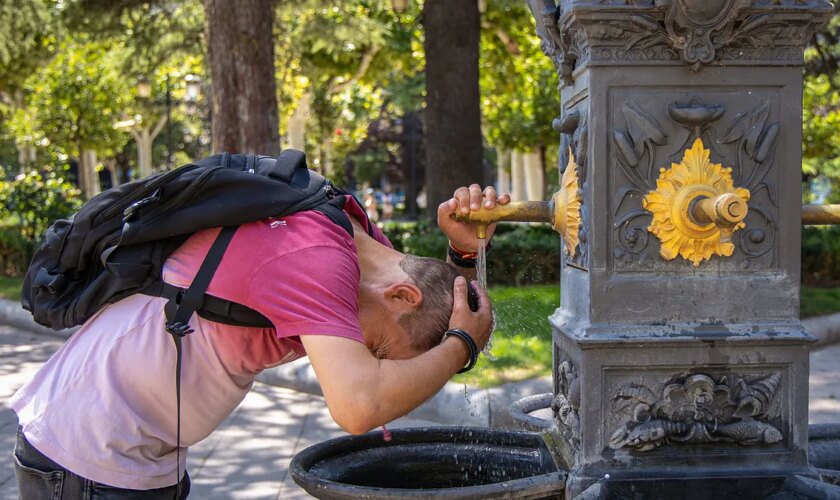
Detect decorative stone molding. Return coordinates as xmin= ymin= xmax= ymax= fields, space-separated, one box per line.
xmin=609 ymin=372 xmax=783 ymax=452
xmin=530 ymin=0 xmax=832 ymax=84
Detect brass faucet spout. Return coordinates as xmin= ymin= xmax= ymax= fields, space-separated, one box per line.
xmin=802 ymin=205 xmax=840 ymax=225
xmin=689 ymin=193 xmax=748 ymax=228
xmin=453 ymin=201 xmax=554 ymax=227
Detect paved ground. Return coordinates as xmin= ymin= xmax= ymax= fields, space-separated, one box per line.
xmin=1 ymin=325 xmax=839 ymax=499
xmin=0 ymin=326 xmax=443 ymax=499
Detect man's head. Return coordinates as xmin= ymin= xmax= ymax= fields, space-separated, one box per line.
xmin=397 ymin=255 xmax=461 ymax=352
xmin=359 ymin=254 xmax=460 ymax=360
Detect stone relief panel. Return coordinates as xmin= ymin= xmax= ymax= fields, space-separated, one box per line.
xmin=556 ymin=103 xmax=590 ymax=269
xmin=552 ymin=344 xmax=581 ymax=465
xmin=610 ymin=89 xmax=780 ymax=273
xmin=605 ymin=369 xmax=786 ymax=454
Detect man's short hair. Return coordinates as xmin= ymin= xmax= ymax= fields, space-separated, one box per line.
xmin=398 ymin=254 xmax=461 ymax=352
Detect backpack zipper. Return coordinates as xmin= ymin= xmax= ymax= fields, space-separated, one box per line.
xmin=277 ymin=182 xmax=333 ymax=217
xmin=140 ymin=166 xmax=223 ymax=225
xmin=101 ymin=164 xmax=202 ymax=220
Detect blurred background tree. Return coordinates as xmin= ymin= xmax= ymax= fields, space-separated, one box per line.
xmin=0 ymin=0 xmax=836 ymax=225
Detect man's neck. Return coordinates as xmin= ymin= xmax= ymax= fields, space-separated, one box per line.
xmin=351 ymin=218 xmax=405 ymax=290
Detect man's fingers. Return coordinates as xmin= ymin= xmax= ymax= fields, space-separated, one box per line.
xmin=468 ymin=184 xmax=483 ymax=211
xmin=473 ymin=282 xmax=492 ymax=315
xmin=451 ymin=276 xmax=468 ymax=310
xmin=483 ymin=186 xmax=498 ymax=208
xmin=454 ymin=187 xmax=471 ymax=215
xmin=449 ymin=185 xmax=509 ymax=215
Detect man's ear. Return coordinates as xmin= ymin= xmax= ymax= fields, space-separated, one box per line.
xmin=384 ymin=282 xmax=423 ymax=311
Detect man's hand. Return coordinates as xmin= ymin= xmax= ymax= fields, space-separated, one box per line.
xmin=447 ymin=276 xmax=493 ymax=356
xmin=437 ymin=184 xmax=511 ymax=253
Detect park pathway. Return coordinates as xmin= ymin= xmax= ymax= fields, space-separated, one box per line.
xmin=0 ymin=325 xmax=838 ymax=499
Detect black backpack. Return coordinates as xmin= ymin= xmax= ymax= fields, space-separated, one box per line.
xmin=22 ymin=150 xmax=355 ymax=334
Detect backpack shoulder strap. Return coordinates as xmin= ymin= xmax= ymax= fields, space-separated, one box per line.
xmin=313 ymin=195 xmax=354 ymax=236
xmin=164 ymin=224 xmax=238 ymax=499
xmin=162 ymin=225 xmax=239 ymax=336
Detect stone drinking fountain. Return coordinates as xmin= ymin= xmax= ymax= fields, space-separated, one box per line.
xmin=290 ymin=1 xmax=840 ymax=498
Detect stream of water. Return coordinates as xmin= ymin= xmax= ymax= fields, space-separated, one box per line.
xmin=476 ymin=237 xmax=487 ymax=291
xmin=475 ymin=237 xmax=495 ymax=359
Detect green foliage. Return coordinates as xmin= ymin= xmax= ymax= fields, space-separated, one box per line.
xmin=802 ymin=225 xmax=840 ymax=286
xmin=454 ymin=284 xmax=557 ymax=388
xmin=0 ymin=167 xmax=82 ymax=242
xmin=488 ymin=224 xmax=561 ymax=286
xmin=0 ymin=274 xmax=24 ymax=301
xmin=480 ymin=0 xmax=560 ymax=152
xmin=801 ymin=10 xmax=840 ymax=201
xmin=379 ymin=221 xmax=449 ymax=258
xmin=22 ymin=39 xmax=130 ymax=160
xmin=381 ymin=221 xmax=561 ymax=286
xmin=801 ymin=286 xmax=840 ymax=319
xmin=63 ymin=0 xmax=205 ymax=78
xmin=0 ymin=0 xmax=57 ymax=96
xmin=0 ymin=228 xmax=33 ymax=279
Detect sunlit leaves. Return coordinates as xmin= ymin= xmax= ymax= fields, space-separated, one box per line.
xmin=25 ymin=38 xmax=130 ymax=158
xmin=479 ymin=0 xmax=559 ymax=152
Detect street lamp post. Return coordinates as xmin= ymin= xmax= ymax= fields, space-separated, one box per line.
xmin=124 ymin=78 xmax=168 ymax=178
xmin=117 ymin=75 xmax=207 ymax=179
xmin=184 ymin=74 xmax=211 ymax=157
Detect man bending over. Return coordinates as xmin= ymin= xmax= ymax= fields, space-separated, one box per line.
xmin=11 ymin=183 xmax=509 ymax=499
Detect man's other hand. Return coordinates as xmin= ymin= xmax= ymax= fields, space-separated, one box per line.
xmin=448 ymin=276 xmax=493 ymax=353
xmin=437 ymin=184 xmax=511 ymax=253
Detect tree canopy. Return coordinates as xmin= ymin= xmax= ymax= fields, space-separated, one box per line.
xmin=0 ymin=0 xmax=836 ymax=213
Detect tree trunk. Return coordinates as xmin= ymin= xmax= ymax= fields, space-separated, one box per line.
xmin=287 ymin=93 xmax=310 ymax=151
xmin=78 ymin=148 xmax=99 ymax=199
xmin=423 ymin=0 xmax=483 ymax=220
xmin=204 ymin=0 xmax=280 ymax=155
xmin=523 ymin=150 xmax=543 ymax=201
xmin=496 ymin=148 xmax=511 ymax=194
xmin=511 ymin=150 xmax=527 ymax=202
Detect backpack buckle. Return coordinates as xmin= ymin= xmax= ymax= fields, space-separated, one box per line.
xmin=165 ymin=321 xmax=194 ymax=337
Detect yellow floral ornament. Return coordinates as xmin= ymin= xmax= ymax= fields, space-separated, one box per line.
xmin=554 ymin=149 xmax=582 ymax=258
xmin=642 ymin=138 xmax=750 ymax=267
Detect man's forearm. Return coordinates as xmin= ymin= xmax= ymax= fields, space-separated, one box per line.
xmin=303 ymin=335 xmax=471 ymax=435
xmin=367 ymin=337 xmax=470 ymax=426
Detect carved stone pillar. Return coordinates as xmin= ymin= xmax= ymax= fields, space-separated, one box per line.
xmin=527 ymin=0 xmax=832 ymax=497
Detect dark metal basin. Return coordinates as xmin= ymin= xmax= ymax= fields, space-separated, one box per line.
xmin=290 ymin=426 xmax=565 ymax=499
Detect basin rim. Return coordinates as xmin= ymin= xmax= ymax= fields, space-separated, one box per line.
xmin=289 ymin=425 xmax=566 ymax=499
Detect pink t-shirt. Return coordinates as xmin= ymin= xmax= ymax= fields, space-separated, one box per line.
xmin=10 ymin=197 xmax=390 ymax=490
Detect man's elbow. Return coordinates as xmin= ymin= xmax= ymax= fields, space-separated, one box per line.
xmin=328 ymin=398 xmax=381 ymax=435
